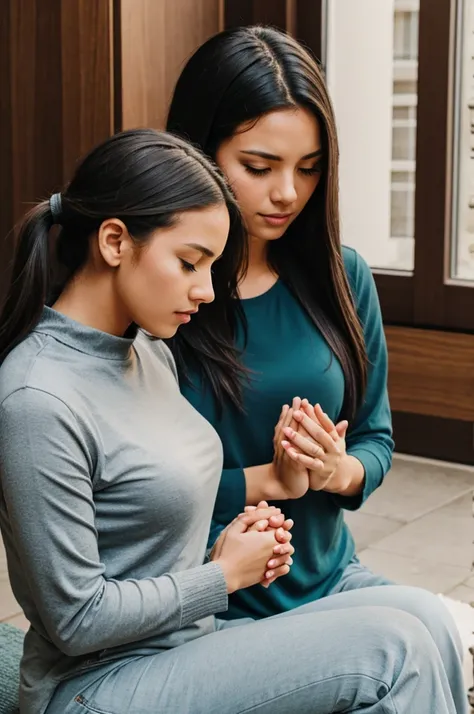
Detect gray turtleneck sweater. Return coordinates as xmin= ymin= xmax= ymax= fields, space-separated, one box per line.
xmin=0 ymin=308 xmax=228 ymax=714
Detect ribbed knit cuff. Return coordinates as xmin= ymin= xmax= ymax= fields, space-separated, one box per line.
xmin=171 ymin=562 xmax=228 ymax=628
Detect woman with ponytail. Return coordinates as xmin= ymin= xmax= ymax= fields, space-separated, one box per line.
xmin=0 ymin=129 xmax=464 ymax=714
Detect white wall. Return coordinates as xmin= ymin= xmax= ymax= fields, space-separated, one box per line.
xmin=325 ymin=0 xmax=396 ymax=268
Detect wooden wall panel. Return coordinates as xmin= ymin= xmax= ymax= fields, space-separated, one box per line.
xmin=0 ymin=0 xmax=13 ymax=307
xmin=223 ymin=0 xmax=323 ymax=62
xmin=0 ymin=0 xmax=114 ymax=308
xmin=1 ymin=0 xmax=64 ymax=308
xmin=224 ymin=0 xmax=288 ymax=29
xmin=118 ymin=0 xmax=221 ymax=130
xmin=392 ymin=412 xmax=473 ymax=465
xmin=61 ymin=0 xmax=114 ymax=178
xmin=117 ymin=0 xmax=166 ymax=131
xmin=386 ymin=326 xmax=474 ymax=422
xmin=8 ymin=0 xmax=63 ymax=237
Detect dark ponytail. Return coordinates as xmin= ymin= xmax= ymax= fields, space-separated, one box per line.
xmin=0 ymin=130 xmax=248 ymax=403
xmin=0 ymin=201 xmax=55 ymax=363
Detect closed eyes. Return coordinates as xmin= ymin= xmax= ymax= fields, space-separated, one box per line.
xmin=243 ymin=164 xmax=323 ymax=177
xmin=180 ymin=259 xmax=197 ymax=273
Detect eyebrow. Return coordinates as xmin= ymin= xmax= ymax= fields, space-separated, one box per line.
xmin=239 ymin=148 xmax=323 ymax=162
xmin=184 ymin=243 xmax=215 ymax=258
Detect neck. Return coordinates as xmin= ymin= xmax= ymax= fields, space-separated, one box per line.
xmin=238 ymin=234 xmax=278 ymax=299
xmin=247 ymin=234 xmax=269 ymax=271
xmin=53 ymin=268 xmax=131 ymax=337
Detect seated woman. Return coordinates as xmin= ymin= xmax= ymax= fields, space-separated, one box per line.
xmin=0 ymin=128 xmax=462 ymax=714
xmin=166 ymin=26 xmax=468 ymax=713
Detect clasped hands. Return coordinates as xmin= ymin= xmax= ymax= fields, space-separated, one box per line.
xmin=211 ymin=399 xmax=349 ymax=592
xmin=273 ymin=398 xmax=350 ymax=499
xmin=210 ymin=501 xmax=295 ymax=591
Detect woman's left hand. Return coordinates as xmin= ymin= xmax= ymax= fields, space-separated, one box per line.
xmin=281 ymin=403 xmax=350 ymax=493
xmin=241 ymin=502 xmax=294 ymax=588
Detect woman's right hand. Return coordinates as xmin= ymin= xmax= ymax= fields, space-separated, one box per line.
xmin=211 ymin=511 xmax=289 ymax=594
xmin=242 ymin=502 xmax=294 ymax=587
xmin=272 ymin=397 xmax=310 ymax=499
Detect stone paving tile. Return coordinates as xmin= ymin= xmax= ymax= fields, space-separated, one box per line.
xmin=370 ymin=495 xmax=473 ymax=569
xmin=344 ymin=511 xmax=402 ymax=551
xmin=361 ymin=456 xmax=474 ymax=523
xmin=358 ymin=547 xmax=472 ymax=593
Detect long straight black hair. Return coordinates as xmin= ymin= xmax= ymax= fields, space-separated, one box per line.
xmin=0 ymin=129 xmax=248 ymax=404
xmin=166 ymin=25 xmax=368 ymax=421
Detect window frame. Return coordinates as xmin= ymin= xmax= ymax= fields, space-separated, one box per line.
xmin=377 ymin=0 xmax=474 ymax=332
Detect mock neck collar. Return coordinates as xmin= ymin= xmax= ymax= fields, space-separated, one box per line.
xmin=35 ymin=307 xmax=135 ymax=361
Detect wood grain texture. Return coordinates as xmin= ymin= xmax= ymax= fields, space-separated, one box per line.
xmin=0 ymin=0 xmax=114 ymax=309
xmin=1 ymin=0 xmax=64 ymax=307
xmin=61 ymin=0 xmax=114 ymax=178
xmin=376 ymin=273 xmax=414 ymax=325
xmin=223 ymin=0 xmax=323 ymax=62
xmin=386 ymin=326 xmax=474 ymax=422
xmin=118 ymin=0 xmax=220 ymax=130
xmin=0 ymin=0 xmax=14 ymax=307
xmin=392 ymin=412 xmax=473 ymax=465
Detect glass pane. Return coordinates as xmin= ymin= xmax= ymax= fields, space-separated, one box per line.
xmin=385 ymin=0 xmax=419 ymax=272
xmin=325 ymin=1 xmax=418 ymax=271
xmin=451 ymin=0 xmax=474 ymax=280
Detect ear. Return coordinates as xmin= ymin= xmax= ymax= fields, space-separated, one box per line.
xmin=97 ymin=218 xmax=132 ymax=267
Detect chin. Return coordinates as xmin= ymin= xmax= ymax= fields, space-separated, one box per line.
xmin=138 ymin=321 xmax=178 ymax=339
xmin=156 ymin=324 xmax=179 ymax=339
xmin=256 ymin=229 xmax=286 ymax=242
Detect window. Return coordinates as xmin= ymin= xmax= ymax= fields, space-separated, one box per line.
xmin=390 ymin=4 xmax=418 ymax=270
xmin=451 ymin=0 xmax=474 ymax=281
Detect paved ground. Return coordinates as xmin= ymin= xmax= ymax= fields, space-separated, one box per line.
xmin=1 ymin=453 xmax=473 ymax=630
xmin=346 ymin=453 xmax=474 ymax=599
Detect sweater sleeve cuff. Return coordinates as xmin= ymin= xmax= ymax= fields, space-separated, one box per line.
xmin=213 ymin=467 xmax=247 ymax=524
xmin=171 ymin=562 xmax=228 ymax=627
xmin=332 ymin=448 xmax=385 ymax=511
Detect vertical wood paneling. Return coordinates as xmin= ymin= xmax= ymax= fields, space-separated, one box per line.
xmin=0 ymin=0 xmax=114 ymax=310
xmin=224 ymin=0 xmax=287 ymax=29
xmin=61 ymin=0 xmax=114 ymax=178
xmin=0 ymin=0 xmax=13 ymax=307
xmin=118 ymin=0 xmax=166 ymax=130
xmin=10 ymin=0 xmax=38 ymax=222
xmin=223 ymin=0 xmax=323 ymax=62
xmin=34 ymin=0 xmax=63 ymax=194
xmin=118 ymin=0 xmax=221 ymax=131
xmin=164 ymin=0 xmax=222 ymax=110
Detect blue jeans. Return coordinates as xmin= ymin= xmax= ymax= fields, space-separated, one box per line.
xmin=46 ymin=559 xmax=467 ymax=714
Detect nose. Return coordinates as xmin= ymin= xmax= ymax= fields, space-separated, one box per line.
xmin=189 ymin=269 xmax=215 ymax=305
xmin=270 ymin=172 xmax=298 ymax=205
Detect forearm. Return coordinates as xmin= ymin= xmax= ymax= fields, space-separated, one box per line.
xmin=42 ymin=563 xmax=228 ymax=656
xmin=244 ymin=463 xmax=290 ymax=504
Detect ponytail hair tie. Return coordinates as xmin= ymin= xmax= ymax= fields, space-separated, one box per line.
xmin=49 ymin=193 xmax=63 ymax=225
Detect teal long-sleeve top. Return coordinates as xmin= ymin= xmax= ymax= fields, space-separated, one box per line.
xmin=181 ymin=246 xmax=394 ymax=620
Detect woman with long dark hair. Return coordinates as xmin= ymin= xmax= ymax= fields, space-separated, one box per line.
xmin=0 ymin=128 xmax=463 ymax=713
xmin=166 ymin=26 xmax=467 ymax=712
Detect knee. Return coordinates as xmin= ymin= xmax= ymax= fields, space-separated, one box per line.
xmin=354 ymin=605 xmax=439 ymax=663
xmin=380 ymin=586 xmax=462 ymax=654
xmin=383 ymin=585 xmax=451 ymax=624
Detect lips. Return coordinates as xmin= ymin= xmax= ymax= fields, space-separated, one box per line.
xmin=259 ymin=213 xmax=294 ymax=226
xmin=262 ymin=213 xmax=292 ymax=218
